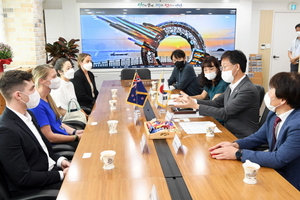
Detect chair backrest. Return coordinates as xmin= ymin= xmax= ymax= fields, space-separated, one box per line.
xmin=259 ymin=105 xmax=270 ymax=128
xmin=255 ymin=84 xmax=265 ymax=107
xmin=120 ymin=68 xmax=151 ymax=80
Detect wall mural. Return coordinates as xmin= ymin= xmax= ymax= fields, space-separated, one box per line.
xmin=80 ymin=8 xmax=236 ymax=69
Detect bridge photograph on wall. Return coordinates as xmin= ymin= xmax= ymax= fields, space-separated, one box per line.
xmin=80 ymin=8 xmax=236 ymax=69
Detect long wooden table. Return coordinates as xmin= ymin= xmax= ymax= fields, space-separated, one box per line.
xmin=57 ymin=80 xmax=300 ymax=200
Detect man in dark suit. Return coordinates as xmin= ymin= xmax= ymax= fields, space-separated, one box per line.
xmin=0 ymin=70 xmax=70 ymax=197
xmin=175 ymin=50 xmax=260 ymax=138
xmin=209 ymin=72 xmax=300 ymax=190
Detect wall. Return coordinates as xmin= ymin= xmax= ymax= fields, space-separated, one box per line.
xmin=2 ymin=0 xmax=46 ymax=68
xmin=44 ymin=0 xmax=255 ymax=87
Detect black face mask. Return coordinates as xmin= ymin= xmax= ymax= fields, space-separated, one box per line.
xmin=175 ymin=61 xmax=185 ymax=69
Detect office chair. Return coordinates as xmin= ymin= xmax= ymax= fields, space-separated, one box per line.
xmin=254 ymin=105 xmax=270 ymax=151
xmin=255 ymin=84 xmax=265 ymax=107
xmin=120 ymin=68 xmax=151 ymax=80
xmin=0 ymin=171 xmax=58 ymax=200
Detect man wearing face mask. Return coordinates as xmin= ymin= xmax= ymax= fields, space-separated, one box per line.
xmin=208 ymin=72 xmax=300 ymax=191
xmin=288 ymin=23 xmax=300 ymax=72
xmin=168 ymin=49 xmax=203 ymax=96
xmin=0 ymin=70 xmax=70 ymax=198
xmin=174 ymin=50 xmax=260 ymax=139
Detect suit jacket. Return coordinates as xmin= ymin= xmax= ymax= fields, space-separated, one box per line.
xmin=236 ymin=109 xmax=300 ymax=190
xmin=71 ymin=68 xmax=99 ymax=109
xmin=197 ymin=75 xmax=260 ymax=138
xmin=0 ymin=108 xmax=61 ymax=196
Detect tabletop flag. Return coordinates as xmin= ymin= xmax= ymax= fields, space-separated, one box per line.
xmin=126 ymin=72 xmax=148 ymax=107
xmin=156 ymin=71 xmax=171 ymax=107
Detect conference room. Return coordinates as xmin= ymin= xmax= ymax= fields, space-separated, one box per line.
xmin=1 ymin=0 xmax=300 ymax=199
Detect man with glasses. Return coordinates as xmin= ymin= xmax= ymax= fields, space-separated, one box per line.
xmin=174 ymin=50 xmax=260 ymax=138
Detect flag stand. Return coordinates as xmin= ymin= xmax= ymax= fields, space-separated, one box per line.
xmin=134 ymin=106 xmax=142 ymax=125
xmin=157 ymin=105 xmax=166 ymax=114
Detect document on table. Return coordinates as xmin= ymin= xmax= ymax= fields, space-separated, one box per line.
xmin=179 ymin=121 xmax=222 ymax=134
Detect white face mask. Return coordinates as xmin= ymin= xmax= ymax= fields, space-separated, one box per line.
xmin=297 ymin=31 xmax=300 ymax=38
xmin=82 ymin=62 xmax=93 ymax=71
xmin=19 ymin=90 xmax=41 ymax=109
xmin=205 ymin=71 xmax=217 ymax=80
xmin=49 ymin=77 xmax=61 ymax=90
xmin=263 ymin=92 xmax=282 ymax=112
xmin=63 ymin=68 xmax=75 ymax=80
xmin=221 ymin=70 xmax=234 ymax=83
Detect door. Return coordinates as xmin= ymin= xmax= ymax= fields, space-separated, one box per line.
xmin=270 ymin=12 xmax=300 ymax=78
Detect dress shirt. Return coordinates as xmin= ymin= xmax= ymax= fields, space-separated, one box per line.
xmin=7 ymin=106 xmax=65 ymax=180
xmin=229 ymin=75 xmax=246 ymax=95
xmin=276 ymin=109 xmax=294 ymax=139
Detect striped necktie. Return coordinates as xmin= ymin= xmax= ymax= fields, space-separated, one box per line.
xmin=272 ymin=116 xmax=281 ymax=150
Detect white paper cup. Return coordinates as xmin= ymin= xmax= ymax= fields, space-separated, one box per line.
xmin=109 ymin=100 xmax=117 ymax=110
xmin=242 ymin=160 xmax=260 ymax=184
xmin=205 ymin=122 xmax=216 ymax=137
xmin=100 ymin=150 xmax=116 ymax=170
xmin=111 ymin=89 xmax=118 ymax=98
xmin=150 ymin=91 xmax=157 ymax=100
xmin=107 ymin=120 xmax=118 ymax=134
xmin=151 ymin=81 xmax=157 ymax=90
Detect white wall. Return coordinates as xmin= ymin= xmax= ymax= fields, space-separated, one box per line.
xmin=44 ymin=0 xmax=291 ymax=87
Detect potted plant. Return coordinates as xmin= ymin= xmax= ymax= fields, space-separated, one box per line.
xmin=0 ymin=43 xmax=13 ymax=72
xmin=45 ymin=37 xmax=80 ymax=66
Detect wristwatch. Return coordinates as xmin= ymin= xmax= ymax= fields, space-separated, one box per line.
xmin=235 ymin=149 xmax=243 ymax=161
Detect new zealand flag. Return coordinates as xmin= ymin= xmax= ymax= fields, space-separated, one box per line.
xmin=126 ymin=72 xmax=148 ymax=107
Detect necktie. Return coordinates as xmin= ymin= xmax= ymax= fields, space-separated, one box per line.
xmin=272 ymin=116 xmax=281 ymax=150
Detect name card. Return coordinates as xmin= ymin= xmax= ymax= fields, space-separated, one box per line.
xmin=172 ymin=134 xmax=182 ymax=154
xmin=165 ymin=111 xmax=174 ymax=121
xmin=140 ymin=134 xmax=150 ymax=153
xmin=149 ymin=185 xmax=159 ymax=200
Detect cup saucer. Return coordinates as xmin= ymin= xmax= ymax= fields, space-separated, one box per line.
xmin=103 ymin=165 xmax=115 ymax=170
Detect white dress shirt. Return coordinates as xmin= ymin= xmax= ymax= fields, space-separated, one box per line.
xmin=229 ymin=75 xmax=246 ymax=95
xmin=276 ymin=109 xmax=294 ymax=139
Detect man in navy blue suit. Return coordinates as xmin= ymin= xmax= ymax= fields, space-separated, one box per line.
xmin=209 ymin=72 xmax=300 ymax=190
xmin=0 ymin=70 xmax=70 ymax=197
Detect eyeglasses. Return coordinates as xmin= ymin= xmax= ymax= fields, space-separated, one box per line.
xmin=220 ymin=64 xmax=235 ymax=71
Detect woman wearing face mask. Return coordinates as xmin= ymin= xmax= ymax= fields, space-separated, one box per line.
xmin=168 ymin=49 xmax=203 ymax=96
xmin=71 ymin=53 xmax=98 ymax=114
xmin=51 ymin=58 xmax=77 ymax=116
xmin=192 ymin=56 xmax=229 ymax=100
xmin=30 ymin=64 xmax=84 ymax=149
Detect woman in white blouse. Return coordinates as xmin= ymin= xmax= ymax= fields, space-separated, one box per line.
xmin=51 ymin=58 xmax=77 ymax=117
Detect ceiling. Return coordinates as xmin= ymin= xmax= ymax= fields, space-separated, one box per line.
xmin=43 ymin=0 xmax=293 ymax=4
xmin=42 ymin=0 xmax=295 ymax=10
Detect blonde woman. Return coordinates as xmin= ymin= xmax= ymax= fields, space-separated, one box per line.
xmin=71 ymin=53 xmax=98 ymax=114
xmin=30 ymin=64 xmax=84 ymax=149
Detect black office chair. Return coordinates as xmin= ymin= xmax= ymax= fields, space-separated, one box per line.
xmin=254 ymin=105 xmax=270 ymax=151
xmin=255 ymin=84 xmax=265 ymax=107
xmin=0 ymin=171 xmax=58 ymax=200
xmin=120 ymin=68 xmax=151 ymax=80
xmin=63 ymin=120 xmax=86 ymax=130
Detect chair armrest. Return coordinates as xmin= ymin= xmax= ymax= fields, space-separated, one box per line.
xmin=63 ymin=120 xmax=86 ymax=130
xmin=56 ymin=151 xmax=74 ymax=161
xmin=52 ymin=144 xmax=75 ymax=152
xmin=10 ymin=189 xmax=59 ymax=200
